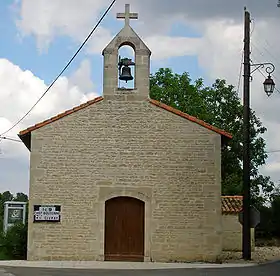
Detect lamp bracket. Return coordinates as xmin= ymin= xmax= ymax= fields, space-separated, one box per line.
xmin=250 ymin=62 xmax=275 ymax=75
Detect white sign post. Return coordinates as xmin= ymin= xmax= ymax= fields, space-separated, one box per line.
xmin=3 ymin=201 xmax=27 ymax=233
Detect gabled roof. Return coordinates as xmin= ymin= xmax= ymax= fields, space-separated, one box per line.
xmin=18 ymin=96 xmax=103 ymax=150
xmin=149 ymin=100 xmax=232 ymax=139
xmin=102 ymin=24 xmax=151 ymax=56
xmin=221 ymin=196 xmax=243 ymax=214
xmin=18 ymin=96 xmax=232 ymax=150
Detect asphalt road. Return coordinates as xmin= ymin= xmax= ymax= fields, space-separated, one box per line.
xmin=1 ymin=262 xmax=280 ymax=276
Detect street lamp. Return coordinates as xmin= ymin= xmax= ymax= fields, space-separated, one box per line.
xmin=264 ymin=75 xmax=276 ymax=97
xmin=250 ymin=63 xmax=276 ymax=97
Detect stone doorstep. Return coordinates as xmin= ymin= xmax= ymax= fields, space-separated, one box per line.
xmin=0 ymin=261 xmax=257 ymax=270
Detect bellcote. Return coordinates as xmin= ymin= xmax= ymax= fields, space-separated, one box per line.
xmin=102 ymin=4 xmax=151 ymax=101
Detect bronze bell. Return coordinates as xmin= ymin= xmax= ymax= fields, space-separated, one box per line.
xmin=119 ymin=66 xmax=133 ymax=83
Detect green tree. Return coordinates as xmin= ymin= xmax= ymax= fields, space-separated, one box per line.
xmin=270 ymin=188 xmax=280 ymax=237
xmin=0 ymin=191 xmax=29 ymax=260
xmin=150 ymin=68 xmax=274 ymax=199
xmin=14 ymin=193 xmax=28 ymax=202
xmin=0 ymin=191 xmax=14 ymax=202
xmin=0 ymin=223 xmax=28 ymax=260
xmin=255 ymin=188 xmax=280 ymax=241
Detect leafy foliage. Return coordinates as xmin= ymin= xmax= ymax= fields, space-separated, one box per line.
xmin=0 ymin=191 xmax=28 ymax=260
xmin=150 ymin=68 xmax=274 ymax=199
xmin=255 ymin=188 xmax=280 ymax=240
xmin=0 ymin=223 xmax=28 ymax=260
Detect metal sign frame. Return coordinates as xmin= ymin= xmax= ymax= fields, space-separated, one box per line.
xmin=3 ymin=201 xmax=27 ymax=233
xmin=33 ymin=205 xmax=61 ymax=223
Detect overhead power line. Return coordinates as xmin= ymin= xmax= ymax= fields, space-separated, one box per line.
xmin=236 ymin=50 xmax=244 ymax=94
xmin=0 ymin=136 xmax=22 ymax=143
xmin=0 ymin=0 xmax=116 ymax=138
xmin=267 ymin=149 xmax=280 ymax=153
xmin=251 ymin=41 xmax=280 ymax=76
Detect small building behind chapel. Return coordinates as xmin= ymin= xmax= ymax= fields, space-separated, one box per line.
xmin=18 ymin=4 xmax=248 ymax=262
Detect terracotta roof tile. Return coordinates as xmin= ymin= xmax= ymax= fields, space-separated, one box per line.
xmin=18 ymin=96 xmax=232 ymax=150
xmin=221 ymin=196 xmax=243 ymax=214
xmin=149 ymin=99 xmax=232 ymax=139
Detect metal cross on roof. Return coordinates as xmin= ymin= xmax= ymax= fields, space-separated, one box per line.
xmin=116 ymin=4 xmax=138 ymax=26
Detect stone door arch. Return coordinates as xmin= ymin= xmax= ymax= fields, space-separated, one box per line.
xmin=104 ymin=196 xmax=144 ymax=261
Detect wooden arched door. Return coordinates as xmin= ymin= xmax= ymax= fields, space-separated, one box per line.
xmin=104 ymin=196 xmax=144 ymax=261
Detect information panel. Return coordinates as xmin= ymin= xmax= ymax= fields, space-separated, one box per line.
xmin=3 ymin=201 xmax=27 ymax=232
xmin=33 ymin=205 xmax=61 ymax=222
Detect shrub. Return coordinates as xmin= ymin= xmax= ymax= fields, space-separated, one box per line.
xmin=0 ymin=223 xmax=28 ymax=260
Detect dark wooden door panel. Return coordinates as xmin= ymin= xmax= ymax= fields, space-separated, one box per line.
xmin=104 ymin=196 xmax=144 ymax=261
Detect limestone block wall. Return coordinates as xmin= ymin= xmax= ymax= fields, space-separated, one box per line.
xmin=222 ymin=214 xmax=255 ymax=251
xmin=27 ymin=99 xmax=223 ymax=262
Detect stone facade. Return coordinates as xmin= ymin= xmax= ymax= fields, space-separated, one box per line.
xmin=26 ymin=98 xmax=223 ymax=262
xmin=222 ymin=214 xmax=255 ymax=252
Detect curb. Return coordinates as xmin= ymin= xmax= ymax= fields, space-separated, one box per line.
xmin=257 ymin=260 xmax=280 ymax=266
xmin=0 ymin=261 xmax=258 ymax=270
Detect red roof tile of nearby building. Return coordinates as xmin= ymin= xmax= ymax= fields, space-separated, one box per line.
xmin=221 ymin=196 xmax=243 ymax=214
xmin=18 ymin=96 xmax=232 ymax=150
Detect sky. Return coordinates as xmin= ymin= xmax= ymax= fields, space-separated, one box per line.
xmin=0 ymin=0 xmax=280 ymax=195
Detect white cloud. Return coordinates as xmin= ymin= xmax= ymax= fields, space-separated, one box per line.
xmin=14 ymin=0 xmax=184 ymax=55
xmin=0 ymin=58 xmax=98 ymax=133
xmin=195 ymin=20 xmax=244 ymax=81
xmin=86 ymin=27 xmax=114 ymax=55
xmin=145 ymin=36 xmax=202 ymax=60
xmin=13 ymin=0 xmax=280 ymax=55
xmin=15 ymin=0 xmax=112 ymax=52
xmin=0 ymin=58 xmax=99 ymax=193
xmin=9 ymin=0 xmax=280 ymax=188
xmin=69 ymin=59 xmax=94 ymax=93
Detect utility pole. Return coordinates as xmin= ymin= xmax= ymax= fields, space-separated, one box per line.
xmin=241 ymin=7 xmax=276 ymax=259
xmin=242 ymin=7 xmax=251 ymax=260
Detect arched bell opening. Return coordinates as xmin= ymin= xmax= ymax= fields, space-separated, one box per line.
xmin=118 ymin=44 xmax=135 ymax=90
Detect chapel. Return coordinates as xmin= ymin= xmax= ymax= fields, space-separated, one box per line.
xmin=18 ymin=4 xmax=243 ymax=262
